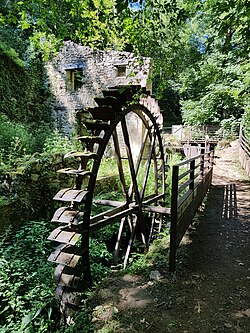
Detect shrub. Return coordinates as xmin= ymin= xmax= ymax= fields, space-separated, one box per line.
xmin=42 ymin=130 xmax=80 ymax=155
xmin=0 ymin=220 xmax=56 ymax=332
xmin=0 ymin=114 xmax=35 ymax=165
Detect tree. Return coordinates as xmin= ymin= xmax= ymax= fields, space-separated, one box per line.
xmin=178 ymin=0 xmax=250 ymax=129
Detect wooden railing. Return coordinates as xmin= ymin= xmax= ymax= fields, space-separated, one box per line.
xmin=239 ymin=125 xmax=250 ymax=177
xmin=169 ymin=151 xmax=214 ymax=271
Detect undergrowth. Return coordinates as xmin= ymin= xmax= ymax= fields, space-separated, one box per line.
xmin=0 ymin=221 xmax=56 ymax=333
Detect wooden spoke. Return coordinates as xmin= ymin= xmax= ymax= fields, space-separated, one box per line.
xmin=123 ymin=215 xmax=137 ymax=269
xmin=112 ymin=129 xmax=129 ymax=202
xmin=128 ymin=128 xmax=150 ymax=199
xmin=140 ymin=130 xmax=157 ymax=200
xmin=121 ymin=117 xmax=141 ymax=205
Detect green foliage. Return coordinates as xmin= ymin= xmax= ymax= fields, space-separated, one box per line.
xmin=0 ymin=38 xmax=53 ymax=157
xmin=0 ymin=220 xmax=56 ymax=332
xmin=216 ymin=116 xmax=240 ymax=140
xmin=42 ymin=131 xmax=80 ymax=155
xmin=0 ymin=115 xmax=35 ymax=166
xmin=242 ymin=108 xmax=250 ymax=139
xmin=0 ymin=218 xmax=116 ymax=332
xmin=0 ymin=0 xmax=123 ymax=52
xmin=63 ymin=305 xmax=94 ymax=333
xmin=90 ymin=238 xmax=113 ymax=282
xmin=0 ymin=41 xmax=24 ymax=67
xmin=202 ymin=0 xmax=250 ymax=55
xmin=127 ymin=231 xmax=170 ymax=276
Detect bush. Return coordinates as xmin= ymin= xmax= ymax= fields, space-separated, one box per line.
xmin=0 ymin=220 xmax=56 ymax=332
xmin=215 ymin=116 xmax=240 ymax=140
xmin=43 ymin=130 xmax=80 ymax=155
xmin=0 ymin=114 xmax=35 ymax=165
xmin=242 ymin=108 xmax=250 ymax=139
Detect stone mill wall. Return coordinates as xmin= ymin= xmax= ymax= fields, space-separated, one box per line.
xmin=46 ymin=41 xmax=152 ymax=134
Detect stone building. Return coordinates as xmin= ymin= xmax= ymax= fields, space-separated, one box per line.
xmin=46 ymin=41 xmax=152 ymax=134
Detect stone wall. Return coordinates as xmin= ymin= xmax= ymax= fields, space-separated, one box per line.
xmin=0 ymin=153 xmax=74 ymax=233
xmin=46 ymin=41 xmax=152 ymax=134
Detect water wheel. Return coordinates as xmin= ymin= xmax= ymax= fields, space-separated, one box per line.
xmin=48 ymin=85 xmax=169 ymax=309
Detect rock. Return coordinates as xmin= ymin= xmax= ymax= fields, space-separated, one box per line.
xmin=149 ymin=270 xmax=161 ymax=280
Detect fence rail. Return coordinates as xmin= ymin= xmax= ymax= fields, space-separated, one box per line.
xmin=239 ymin=125 xmax=250 ymax=176
xmin=169 ymin=151 xmax=214 ymax=271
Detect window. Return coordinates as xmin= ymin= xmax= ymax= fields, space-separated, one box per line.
xmin=116 ymin=65 xmax=127 ymax=77
xmin=66 ymin=68 xmax=83 ymax=92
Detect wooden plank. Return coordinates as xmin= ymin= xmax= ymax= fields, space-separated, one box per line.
xmin=128 ymin=129 xmax=150 ymax=199
xmin=113 ymin=217 xmax=126 ymax=264
xmin=93 ymin=199 xmax=125 ymax=207
xmin=90 ymin=207 xmax=137 ymax=231
xmin=112 ymin=128 xmax=129 ymax=200
xmin=121 ymin=117 xmax=147 ymax=245
xmin=90 ymin=205 xmax=126 ymax=224
xmin=64 ymin=151 xmax=97 ymax=159
xmin=51 ymin=207 xmax=83 ymax=224
xmin=178 ymin=179 xmax=193 ymax=194
xmin=84 ymin=120 xmax=110 ymax=131
xmin=142 ymin=205 xmax=171 ymax=215
xmin=58 ymin=273 xmax=80 ymax=289
xmin=57 ymin=168 xmax=93 ymax=177
xmin=53 ymin=188 xmax=88 ymax=203
xmin=76 ymin=136 xmax=104 ymax=144
xmin=143 ymin=193 xmax=165 ymax=204
xmin=88 ymin=106 xmax=116 ymax=121
xmin=48 ymin=245 xmax=81 ymax=267
xmin=48 ymin=227 xmax=81 ymax=245
xmin=178 ymin=168 xmax=192 ymax=181
xmin=56 ymin=252 xmax=81 ymax=267
xmin=94 ymin=96 xmax=122 ymax=108
xmin=139 ymin=131 xmax=156 ymax=199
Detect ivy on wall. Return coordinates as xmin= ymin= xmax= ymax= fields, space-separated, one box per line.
xmin=0 ymin=41 xmax=54 ymax=157
xmin=0 ymin=51 xmax=52 ymax=126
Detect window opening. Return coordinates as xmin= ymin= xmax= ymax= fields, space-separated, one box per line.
xmin=66 ymin=68 xmax=83 ymax=92
xmin=116 ymin=65 xmax=126 ymax=77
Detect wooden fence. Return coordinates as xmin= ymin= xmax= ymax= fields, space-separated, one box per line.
xmin=239 ymin=125 xmax=250 ymax=177
xmin=169 ymin=151 xmax=214 ymax=271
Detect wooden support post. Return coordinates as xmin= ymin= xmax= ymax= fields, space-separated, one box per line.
xmin=169 ymin=165 xmax=179 ymax=272
xmin=190 ymin=159 xmax=195 ymax=190
xmin=200 ymin=154 xmax=205 ymax=179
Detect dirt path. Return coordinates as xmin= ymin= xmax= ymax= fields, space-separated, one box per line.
xmin=89 ymin=141 xmax=250 ymax=333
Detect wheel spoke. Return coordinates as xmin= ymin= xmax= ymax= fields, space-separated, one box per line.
xmin=140 ymin=130 xmax=157 ymax=200
xmin=121 ymin=117 xmax=141 ymax=205
xmin=112 ymin=129 xmax=129 ymax=202
xmin=128 ymin=128 xmax=150 ymax=199
xmin=121 ymin=117 xmax=147 ymax=246
xmin=123 ymin=215 xmax=137 ymax=269
xmin=113 ymin=217 xmax=126 ymax=264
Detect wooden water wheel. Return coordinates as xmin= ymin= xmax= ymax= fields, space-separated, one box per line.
xmin=48 ymin=85 xmax=170 ymax=309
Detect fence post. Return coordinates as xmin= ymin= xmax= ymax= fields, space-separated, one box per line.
xmin=190 ymin=159 xmax=195 ymax=190
xmin=169 ymin=165 xmax=179 ymax=272
xmin=200 ymin=154 xmax=205 ymax=179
